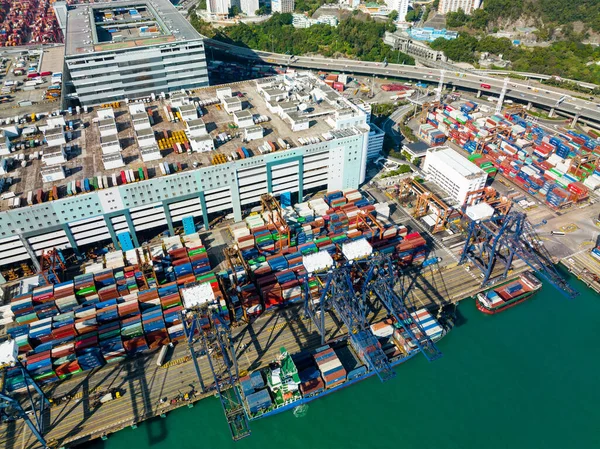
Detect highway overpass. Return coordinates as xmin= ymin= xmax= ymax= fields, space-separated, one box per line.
xmin=204 ymin=39 xmax=600 ymax=126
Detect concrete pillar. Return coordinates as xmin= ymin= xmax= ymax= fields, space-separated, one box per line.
xmin=61 ymin=224 xmax=81 ymax=258
xmin=198 ymin=191 xmax=209 ymax=230
xmin=526 ymin=102 xmax=532 ymax=110
xmin=123 ymin=210 xmax=140 ymax=247
xmin=476 ymin=90 xmax=481 ymax=98
xmin=571 ymin=113 xmax=580 ymax=127
xmin=548 ymin=107 xmax=555 ymax=118
xmin=18 ymin=234 xmax=41 ymax=272
xmin=162 ymin=201 xmax=175 ymax=236
xmin=229 ymin=185 xmax=243 ymax=223
xmin=104 ymin=216 xmax=120 ymax=248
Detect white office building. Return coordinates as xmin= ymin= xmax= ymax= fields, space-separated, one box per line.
xmin=423 ymin=146 xmax=487 ymax=205
xmin=438 ymin=0 xmax=479 ymax=14
xmin=271 ymin=0 xmax=294 ymax=13
xmin=385 ymin=0 xmax=409 ymax=21
xmin=64 ymin=0 xmax=209 ymax=106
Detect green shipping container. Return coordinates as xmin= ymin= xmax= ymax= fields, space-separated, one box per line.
xmin=76 ymin=286 xmax=96 ymax=296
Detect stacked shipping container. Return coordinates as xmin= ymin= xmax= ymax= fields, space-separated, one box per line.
xmin=6 ymin=234 xmax=212 ymax=392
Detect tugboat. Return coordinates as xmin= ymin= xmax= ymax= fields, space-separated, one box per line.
xmin=475 ymin=272 xmax=542 ymax=314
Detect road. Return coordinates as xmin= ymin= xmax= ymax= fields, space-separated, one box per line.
xmin=204 ymin=39 xmax=600 ymax=125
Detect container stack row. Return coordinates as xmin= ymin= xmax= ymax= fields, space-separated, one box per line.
xmin=5 ymin=235 xmax=217 ymax=392
xmin=418 ymin=102 xmax=599 ymax=207
xmin=313 ymin=345 xmax=347 ymax=389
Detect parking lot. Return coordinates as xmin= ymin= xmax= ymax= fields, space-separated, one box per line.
xmin=0 ymin=46 xmax=64 ymax=118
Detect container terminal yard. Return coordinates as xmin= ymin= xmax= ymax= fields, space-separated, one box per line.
xmin=0 ymin=66 xmax=594 ymax=448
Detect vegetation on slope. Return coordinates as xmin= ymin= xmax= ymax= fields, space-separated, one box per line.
xmin=430 ymin=34 xmax=600 ymax=86
xmin=445 ymin=0 xmax=600 ymax=32
xmin=190 ymin=12 xmax=415 ymax=64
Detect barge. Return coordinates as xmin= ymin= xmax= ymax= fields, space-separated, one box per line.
xmin=475 ymin=272 xmax=541 ymax=314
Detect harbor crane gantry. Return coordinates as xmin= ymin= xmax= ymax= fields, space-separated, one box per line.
xmin=459 ymin=210 xmax=578 ymax=298
xmin=261 ymin=194 xmax=290 ymax=251
xmin=181 ymin=305 xmax=251 ymax=441
xmin=357 ymin=255 xmax=443 ymax=362
xmin=392 ymin=178 xmax=457 ymax=234
xmin=304 ymin=266 xmax=396 ymax=383
xmin=39 ymin=248 xmax=66 ymax=285
xmin=0 ymin=357 xmax=50 ymax=448
xmin=464 ymin=187 xmax=512 ymax=216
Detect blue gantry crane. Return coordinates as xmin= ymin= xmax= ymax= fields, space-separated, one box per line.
xmin=459 ymin=210 xmax=578 ymax=298
xmin=303 ymin=266 xmax=396 ymax=382
xmin=0 ymin=359 xmax=49 ymax=448
xmin=357 ymin=255 xmax=443 ymax=362
xmin=181 ymin=307 xmax=251 ymax=441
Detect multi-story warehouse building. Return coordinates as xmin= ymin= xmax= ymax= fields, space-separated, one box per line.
xmin=64 ymin=0 xmax=209 ymax=106
xmin=437 ymin=0 xmax=480 ymax=15
xmin=0 ymin=73 xmax=381 ymax=280
xmin=423 ymin=146 xmax=487 ymax=205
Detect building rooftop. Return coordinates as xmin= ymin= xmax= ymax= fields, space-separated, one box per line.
xmin=65 ymin=0 xmax=203 ymax=57
xmin=0 ymin=72 xmax=368 ymax=211
xmin=427 ymin=146 xmax=485 ymax=179
xmin=403 ymin=141 xmax=429 ymax=158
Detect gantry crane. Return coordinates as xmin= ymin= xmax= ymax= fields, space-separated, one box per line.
xmin=224 ymin=246 xmax=250 ymax=287
xmin=393 ymin=178 xmax=457 ymax=234
xmin=464 ymin=187 xmax=512 ymax=216
xmin=459 ymin=210 xmax=578 ymax=298
xmin=419 ymin=101 xmax=442 ymax=124
xmin=39 ymin=248 xmax=66 ymax=285
xmin=353 ymin=210 xmax=384 ymax=241
xmin=357 ymin=255 xmax=442 ymax=362
xmin=181 ymin=305 xmax=251 ymax=441
xmin=0 ymin=357 xmax=50 ymax=448
xmin=303 ymin=266 xmax=396 ymax=382
xmin=260 ymin=193 xmax=290 ymax=252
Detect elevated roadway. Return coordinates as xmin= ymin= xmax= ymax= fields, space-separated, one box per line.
xmin=205 ymin=39 xmax=600 ymax=126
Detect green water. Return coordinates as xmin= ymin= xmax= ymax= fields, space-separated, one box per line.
xmin=85 ymin=275 xmax=600 ymax=449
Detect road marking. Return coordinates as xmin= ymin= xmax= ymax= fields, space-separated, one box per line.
xmin=160 ymin=355 xmax=191 ymax=369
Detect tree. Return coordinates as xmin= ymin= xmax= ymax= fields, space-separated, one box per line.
xmin=388 ymin=10 xmax=399 ymax=21
xmin=445 ymin=8 xmax=467 ymax=28
xmin=470 ymin=8 xmax=489 ymax=29
xmin=256 ymin=5 xmax=270 ymax=15
xmin=405 ymin=9 xmax=419 ymax=22
xmin=229 ymin=5 xmax=241 ymax=16
xmin=197 ymin=0 xmax=207 ymax=10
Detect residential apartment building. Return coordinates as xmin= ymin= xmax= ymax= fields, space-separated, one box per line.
xmin=438 ymin=0 xmax=480 ymax=15
xmin=271 ymin=0 xmax=294 ymax=13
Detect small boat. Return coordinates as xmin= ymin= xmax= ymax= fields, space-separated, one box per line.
xmin=475 ymin=272 xmax=542 ymax=315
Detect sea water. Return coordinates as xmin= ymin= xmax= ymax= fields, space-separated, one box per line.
xmin=84 ymin=274 xmax=600 ymax=449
